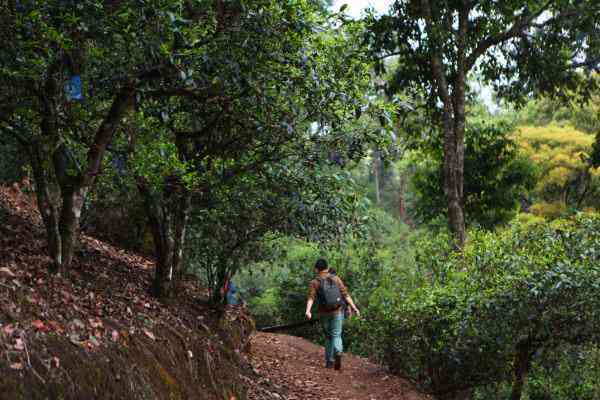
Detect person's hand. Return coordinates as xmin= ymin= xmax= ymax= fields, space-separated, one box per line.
xmin=305 ymin=311 xmax=312 ymax=320
xmin=353 ymin=307 xmax=361 ymax=318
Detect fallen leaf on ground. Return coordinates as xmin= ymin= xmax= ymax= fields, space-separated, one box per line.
xmin=14 ymin=338 xmax=25 ymax=351
xmin=89 ymin=318 xmax=103 ymax=328
xmin=69 ymin=333 xmax=83 ymax=346
xmin=10 ymin=362 xmax=23 ymax=370
xmin=2 ymin=324 xmax=15 ymax=336
xmin=88 ymin=335 xmax=100 ymax=347
xmin=0 ymin=267 xmax=15 ymax=277
xmin=47 ymin=320 xmax=63 ymax=333
xmin=143 ymin=328 xmax=155 ymax=341
xmin=31 ymin=319 xmax=46 ymax=331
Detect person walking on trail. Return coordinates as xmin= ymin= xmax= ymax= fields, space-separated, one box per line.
xmin=305 ymin=259 xmax=360 ymax=370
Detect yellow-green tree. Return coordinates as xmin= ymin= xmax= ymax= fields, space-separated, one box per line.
xmin=516 ymin=125 xmax=600 ymax=217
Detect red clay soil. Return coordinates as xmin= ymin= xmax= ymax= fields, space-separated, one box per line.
xmin=245 ymin=332 xmax=429 ymax=400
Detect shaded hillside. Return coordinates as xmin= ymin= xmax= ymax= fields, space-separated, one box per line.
xmin=0 ymin=183 xmax=253 ymax=400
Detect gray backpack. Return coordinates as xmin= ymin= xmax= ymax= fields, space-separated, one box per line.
xmin=317 ymin=276 xmax=343 ymax=311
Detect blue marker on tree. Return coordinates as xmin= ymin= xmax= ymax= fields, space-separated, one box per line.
xmin=65 ymin=75 xmax=83 ymax=101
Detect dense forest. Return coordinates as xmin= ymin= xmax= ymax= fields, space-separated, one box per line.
xmin=0 ymin=1 xmax=599 ymax=399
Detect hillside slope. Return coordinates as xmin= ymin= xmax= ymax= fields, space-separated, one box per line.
xmin=0 ymin=184 xmax=253 ymax=400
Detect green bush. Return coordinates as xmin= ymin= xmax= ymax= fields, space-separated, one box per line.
xmin=359 ymin=214 xmax=600 ymax=400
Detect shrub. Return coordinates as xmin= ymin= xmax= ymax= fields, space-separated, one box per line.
xmin=360 ymin=214 xmax=600 ymax=400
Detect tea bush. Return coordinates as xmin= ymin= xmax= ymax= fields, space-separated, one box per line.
xmin=359 ymin=214 xmax=600 ymax=400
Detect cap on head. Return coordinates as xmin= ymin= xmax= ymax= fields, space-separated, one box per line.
xmin=315 ymin=258 xmax=328 ymax=271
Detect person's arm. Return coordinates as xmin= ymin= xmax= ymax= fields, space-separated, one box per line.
xmin=305 ymin=298 xmax=314 ymax=320
xmin=344 ymin=295 xmax=360 ymax=317
xmin=306 ymin=280 xmax=317 ymax=320
xmin=336 ymin=277 xmax=360 ymax=317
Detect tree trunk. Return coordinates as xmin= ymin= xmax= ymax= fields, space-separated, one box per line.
xmin=373 ymin=150 xmax=381 ymax=204
xmin=138 ymin=182 xmax=173 ymax=298
xmin=442 ymin=114 xmax=466 ymax=247
xmin=511 ymin=342 xmax=532 ymax=400
xmin=398 ymin=172 xmax=407 ymax=222
xmin=153 ymin=232 xmax=175 ymax=298
xmin=446 ymin=4 xmax=468 ymax=248
xmin=172 ymin=190 xmax=192 ymax=282
xmin=138 ymin=179 xmax=191 ymax=299
xmin=422 ymin=0 xmax=468 ymax=248
xmin=58 ymin=185 xmax=87 ymax=269
xmin=32 ymin=64 xmax=134 ymax=273
xmin=29 ymin=142 xmax=62 ymax=272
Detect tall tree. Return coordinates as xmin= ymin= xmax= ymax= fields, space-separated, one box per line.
xmin=368 ymin=0 xmax=600 ymax=245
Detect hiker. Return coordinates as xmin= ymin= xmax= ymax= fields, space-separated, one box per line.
xmin=221 ymin=276 xmax=240 ymax=306
xmin=305 ymin=259 xmax=360 ymax=370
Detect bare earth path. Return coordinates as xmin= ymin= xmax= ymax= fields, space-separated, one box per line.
xmin=245 ymin=332 xmax=428 ymax=400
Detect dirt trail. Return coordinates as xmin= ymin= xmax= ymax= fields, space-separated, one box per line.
xmin=246 ymin=332 xmax=428 ymax=400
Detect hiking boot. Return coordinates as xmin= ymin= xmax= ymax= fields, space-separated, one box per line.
xmin=334 ymin=353 xmax=342 ymax=371
xmin=325 ymin=360 xmax=334 ymax=369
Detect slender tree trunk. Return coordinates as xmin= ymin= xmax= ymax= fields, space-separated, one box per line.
xmin=422 ymin=0 xmax=468 ymax=247
xmin=212 ymin=264 xmax=230 ymax=305
xmin=447 ymin=3 xmax=468 ymax=247
xmin=398 ymin=172 xmax=407 ymax=222
xmin=138 ymin=182 xmax=172 ymax=298
xmin=373 ymin=150 xmax=381 ymax=204
xmin=511 ymin=342 xmax=532 ymax=400
xmin=58 ymin=185 xmax=87 ymax=268
xmin=29 ymin=142 xmax=62 ymax=272
xmin=172 ymin=190 xmax=192 ymax=281
xmin=153 ymin=234 xmax=175 ymax=298
xmin=442 ymin=118 xmax=466 ymax=247
xmin=138 ymin=179 xmax=191 ymax=299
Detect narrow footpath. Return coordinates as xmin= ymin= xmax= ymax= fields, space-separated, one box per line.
xmin=245 ymin=332 xmax=428 ymax=400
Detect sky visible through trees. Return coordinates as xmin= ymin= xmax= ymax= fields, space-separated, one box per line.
xmin=332 ymin=0 xmax=394 ymax=18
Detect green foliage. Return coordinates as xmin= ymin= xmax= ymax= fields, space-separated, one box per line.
xmin=0 ymin=0 xmax=391 ymax=288
xmin=185 ymin=165 xmax=372 ymax=298
xmin=368 ymin=0 xmax=600 ymax=115
xmin=359 ymin=214 xmax=600 ymax=397
xmin=517 ymin=125 xmax=600 ymax=215
xmin=513 ymin=83 xmax=600 ymax=135
xmin=411 ymin=122 xmax=538 ymax=228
